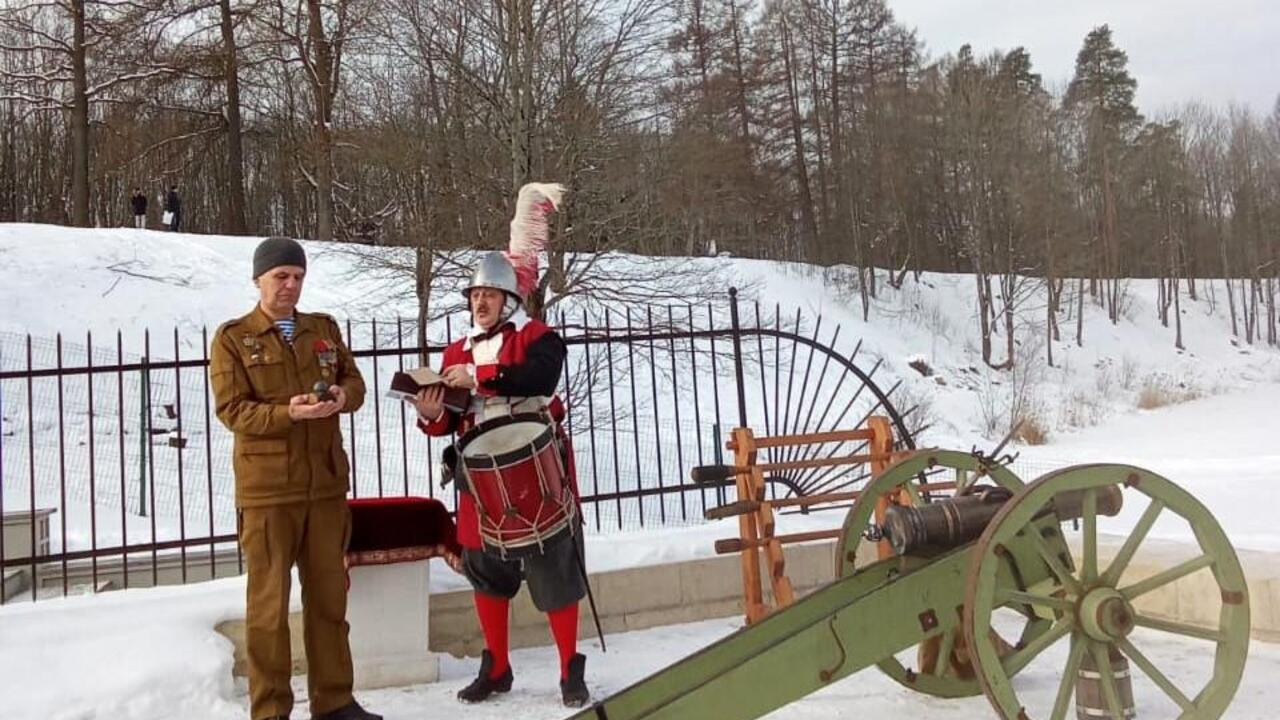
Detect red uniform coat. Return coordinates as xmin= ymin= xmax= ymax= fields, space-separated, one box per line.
xmin=417 ymin=316 xmax=577 ymax=549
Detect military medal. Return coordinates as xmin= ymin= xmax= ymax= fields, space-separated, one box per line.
xmin=313 ymin=339 xmax=337 ymax=378
xmin=245 ymin=334 xmax=265 ymax=362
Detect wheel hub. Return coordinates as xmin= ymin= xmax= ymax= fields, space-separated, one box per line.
xmin=1079 ymin=587 xmax=1135 ymax=641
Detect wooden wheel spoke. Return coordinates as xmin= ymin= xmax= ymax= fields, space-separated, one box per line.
xmin=1001 ymin=618 xmax=1072 ymax=677
xmin=1050 ymin=633 xmax=1087 ymax=720
xmin=902 ymin=481 xmax=923 ymax=505
xmin=1132 ymin=614 xmax=1225 ymax=643
xmin=1120 ymin=554 xmax=1214 ymax=601
xmin=1102 ymin=499 xmax=1164 ymax=587
xmin=1082 ymin=488 xmax=1098 ymax=583
xmin=997 ymin=589 xmax=1074 ymax=613
xmin=1088 ymin=641 xmax=1127 ymax=720
xmin=933 ymin=629 xmax=956 ymax=678
xmin=1117 ymin=637 xmax=1193 ymax=711
xmin=1029 ymin=526 xmax=1083 ymax=595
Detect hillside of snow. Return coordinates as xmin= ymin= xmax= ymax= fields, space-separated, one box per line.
xmin=3 ymin=223 xmax=1277 ymax=446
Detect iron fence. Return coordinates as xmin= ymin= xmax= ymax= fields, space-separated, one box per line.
xmin=0 ymin=290 xmax=913 ymax=601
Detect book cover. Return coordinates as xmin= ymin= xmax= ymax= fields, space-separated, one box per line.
xmin=387 ymin=367 xmax=471 ymax=413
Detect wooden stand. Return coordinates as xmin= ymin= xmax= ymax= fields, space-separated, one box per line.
xmin=714 ymin=420 xmax=900 ymax=624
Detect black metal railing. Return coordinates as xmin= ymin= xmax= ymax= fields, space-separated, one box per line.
xmin=0 ymin=291 xmax=913 ymax=601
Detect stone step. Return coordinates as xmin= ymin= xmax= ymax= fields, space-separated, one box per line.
xmin=2 ymin=567 xmax=28 ymax=602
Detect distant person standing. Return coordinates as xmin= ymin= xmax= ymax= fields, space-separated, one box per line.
xmin=163 ymin=185 xmax=182 ymax=231
xmin=130 ymin=188 xmax=147 ymax=229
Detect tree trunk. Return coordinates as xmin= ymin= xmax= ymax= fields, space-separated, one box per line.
xmin=70 ymin=0 xmax=91 ymax=227
xmin=305 ymin=0 xmax=335 ymax=241
xmin=0 ymin=99 xmax=14 ymax=220
xmin=1045 ymin=218 xmax=1058 ymax=365
xmin=828 ymin=10 xmax=848 ymax=268
xmin=806 ymin=34 xmax=830 ymax=245
xmin=218 ymin=0 xmax=248 ymax=234
xmin=780 ymin=20 xmax=818 ymax=253
xmin=1101 ymin=146 xmax=1119 ymax=323
xmin=1173 ymin=276 xmax=1184 ymax=350
xmin=1075 ymin=277 xmax=1085 ymax=346
xmin=976 ymin=270 xmax=993 ymax=367
xmin=1158 ymin=276 xmax=1168 ymax=327
xmin=727 ymin=1 xmax=752 ymax=153
xmin=1046 ymin=285 xmax=1055 ymax=367
xmin=1003 ymin=279 xmax=1016 ymax=368
xmin=414 ymin=244 xmax=433 ymax=364
xmin=508 ymin=0 xmax=534 ymax=192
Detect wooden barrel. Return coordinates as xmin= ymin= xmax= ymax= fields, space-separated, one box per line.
xmin=1076 ymin=646 xmax=1136 ymax=718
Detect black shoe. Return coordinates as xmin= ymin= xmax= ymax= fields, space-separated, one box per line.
xmin=561 ymin=653 xmax=589 ymax=708
xmin=311 ymin=700 xmax=382 ymax=720
xmin=457 ymin=649 xmax=514 ymax=704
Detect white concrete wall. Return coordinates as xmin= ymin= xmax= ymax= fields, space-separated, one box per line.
xmin=219 ymin=536 xmax=1280 ymax=683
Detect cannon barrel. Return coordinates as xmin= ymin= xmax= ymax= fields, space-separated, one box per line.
xmin=883 ymin=484 xmax=1123 ymax=556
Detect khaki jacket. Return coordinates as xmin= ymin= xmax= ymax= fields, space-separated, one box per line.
xmin=210 ymin=306 xmax=366 ymax=508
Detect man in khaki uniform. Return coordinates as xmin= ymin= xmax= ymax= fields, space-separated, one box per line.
xmin=211 ymin=237 xmax=381 ymax=720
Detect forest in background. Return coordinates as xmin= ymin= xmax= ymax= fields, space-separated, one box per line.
xmin=1 ymin=0 xmax=1277 ymax=358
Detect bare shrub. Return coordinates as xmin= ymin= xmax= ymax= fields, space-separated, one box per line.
xmin=893 ymin=382 xmax=939 ymax=445
xmin=977 ymin=335 xmax=1046 ymax=440
xmin=1059 ymin=389 xmax=1107 ymax=429
xmin=1118 ymin=355 xmax=1140 ymax=391
xmin=1136 ymin=373 xmax=1202 ymax=409
xmin=1093 ymin=363 xmax=1115 ymax=396
xmin=1013 ymin=411 xmax=1050 ymax=445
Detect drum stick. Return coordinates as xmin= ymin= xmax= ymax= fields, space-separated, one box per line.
xmin=569 ymin=529 xmax=607 ymax=653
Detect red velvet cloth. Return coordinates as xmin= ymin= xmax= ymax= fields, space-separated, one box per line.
xmin=346 ymin=496 xmax=461 ymax=559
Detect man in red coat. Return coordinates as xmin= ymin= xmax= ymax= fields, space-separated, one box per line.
xmin=411 ymin=250 xmax=589 ymax=707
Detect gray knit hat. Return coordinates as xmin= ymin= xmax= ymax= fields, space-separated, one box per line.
xmin=252 ymin=237 xmax=307 ymax=279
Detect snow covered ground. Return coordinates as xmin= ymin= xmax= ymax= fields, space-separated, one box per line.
xmin=2 ymin=572 xmax=1278 ymax=720
xmin=1017 ymin=383 xmax=1280 ymax=553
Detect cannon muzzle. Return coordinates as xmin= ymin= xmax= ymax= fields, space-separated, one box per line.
xmin=883 ymin=484 xmax=1123 ymax=556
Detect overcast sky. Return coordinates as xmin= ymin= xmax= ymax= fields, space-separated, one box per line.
xmin=889 ymin=0 xmax=1279 ymax=116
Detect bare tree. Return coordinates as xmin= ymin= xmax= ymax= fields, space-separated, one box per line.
xmin=0 ymin=0 xmax=172 ymax=226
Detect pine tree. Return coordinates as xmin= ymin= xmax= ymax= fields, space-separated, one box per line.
xmin=1064 ymin=25 xmax=1143 ymax=323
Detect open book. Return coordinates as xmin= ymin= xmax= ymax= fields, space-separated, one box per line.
xmin=387 ymin=367 xmax=472 ymax=413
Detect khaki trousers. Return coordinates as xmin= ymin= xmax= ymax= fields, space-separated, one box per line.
xmin=240 ymin=498 xmax=353 ymax=719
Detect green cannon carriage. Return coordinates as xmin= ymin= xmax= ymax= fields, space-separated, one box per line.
xmin=571 ymin=450 xmax=1251 ymax=720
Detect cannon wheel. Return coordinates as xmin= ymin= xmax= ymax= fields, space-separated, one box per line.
xmin=835 ymin=449 xmax=1040 ymax=698
xmin=963 ymin=464 xmax=1251 ymax=719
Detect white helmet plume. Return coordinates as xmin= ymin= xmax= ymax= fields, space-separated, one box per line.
xmin=504 ymin=182 xmax=565 ymax=299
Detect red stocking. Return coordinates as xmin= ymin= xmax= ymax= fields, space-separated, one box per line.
xmin=473 ymin=592 xmax=511 ymax=678
xmin=547 ymin=602 xmax=580 ymax=679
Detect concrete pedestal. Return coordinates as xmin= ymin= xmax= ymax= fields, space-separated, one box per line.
xmin=347 ymin=559 xmax=439 ymax=689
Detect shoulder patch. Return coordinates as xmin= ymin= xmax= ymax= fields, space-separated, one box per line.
xmin=213 ymin=319 xmax=242 ymax=337
xmin=304 ymin=311 xmax=343 ymax=331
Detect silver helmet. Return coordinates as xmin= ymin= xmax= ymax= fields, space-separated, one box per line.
xmin=463 ymin=250 xmax=521 ymax=301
